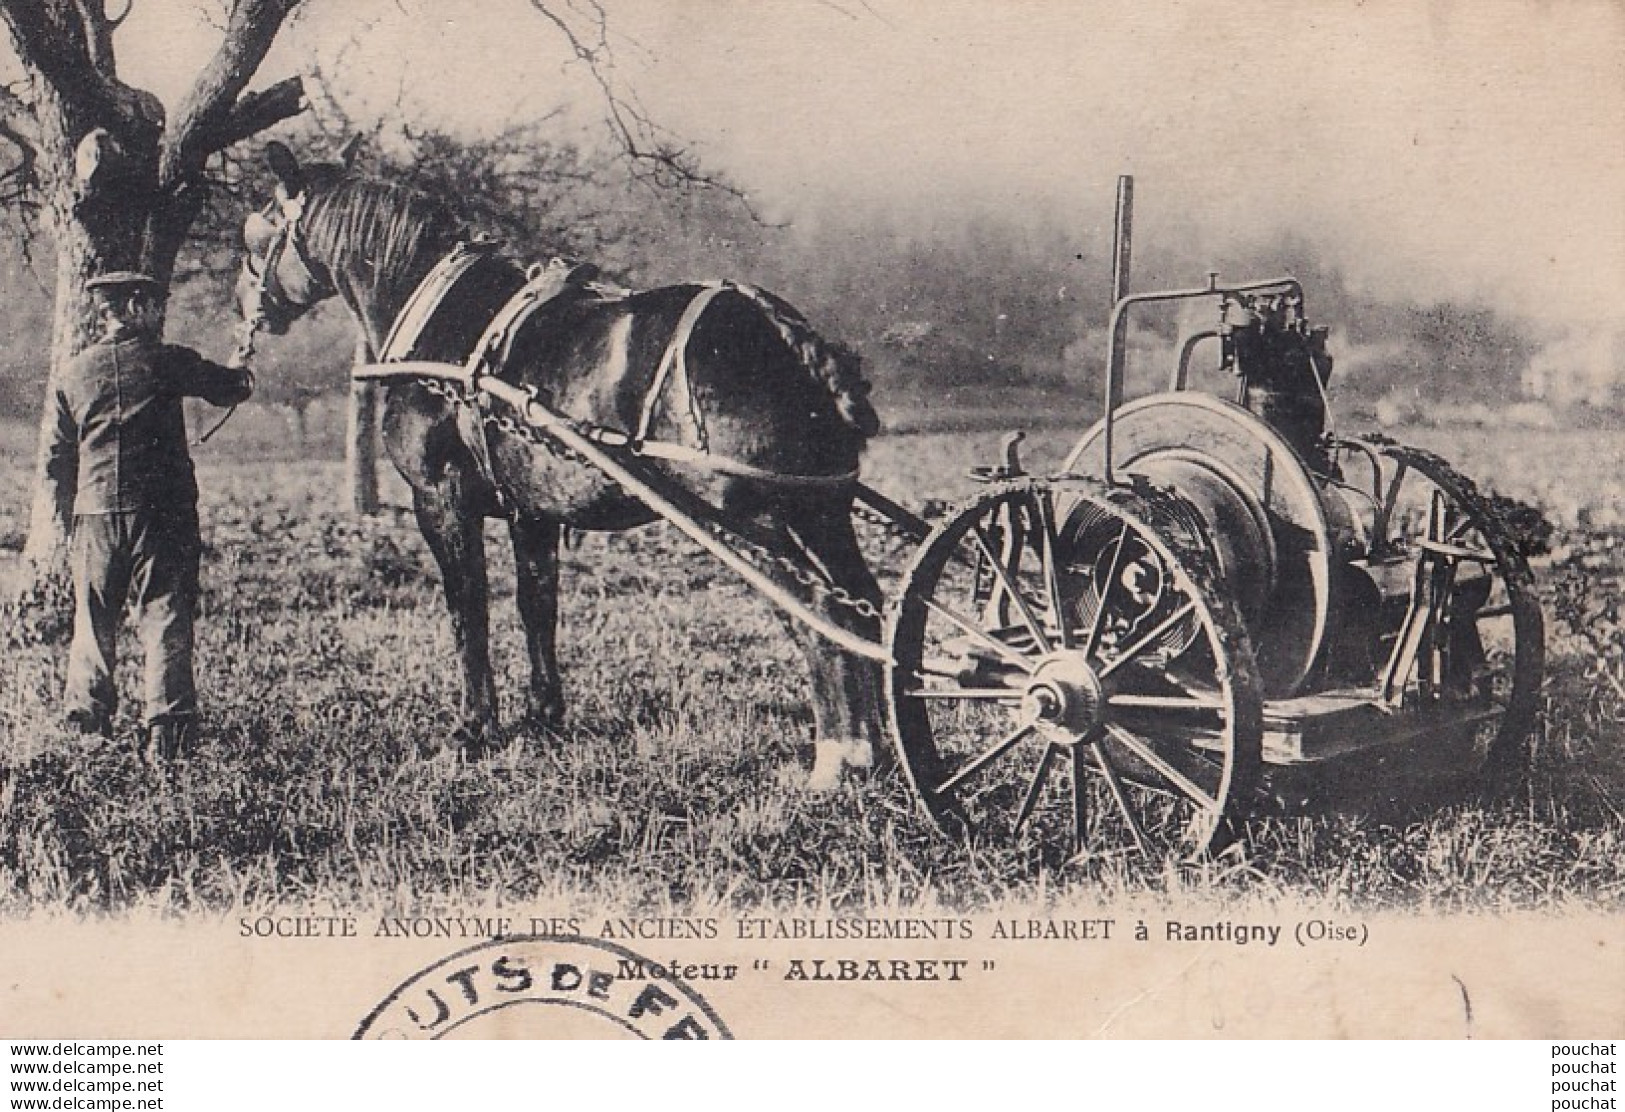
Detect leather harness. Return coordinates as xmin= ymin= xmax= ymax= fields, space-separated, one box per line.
xmin=366 ymin=246 xmax=861 ymax=501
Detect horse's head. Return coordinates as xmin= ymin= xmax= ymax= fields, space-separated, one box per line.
xmin=236 ymin=141 xmax=348 ymax=335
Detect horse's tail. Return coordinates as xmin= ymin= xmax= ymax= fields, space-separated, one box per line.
xmin=734 ymin=284 xmax=880 ymax=438
xmin=808 ymin=335 xmax=882 ymax=439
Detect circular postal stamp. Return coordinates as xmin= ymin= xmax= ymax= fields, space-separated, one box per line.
xmin=354 ymin=934 xmax=733 ymax=1040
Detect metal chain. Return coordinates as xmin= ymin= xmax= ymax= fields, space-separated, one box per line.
xmin=714 ymin=517 xmax=883 ymax=621
xmin=414 ymin=377 xmax=883 ymax=623
xmin=851 ymin=496 xmax=938 ymax=547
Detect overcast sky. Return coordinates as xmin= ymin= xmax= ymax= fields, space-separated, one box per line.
xmin=105 ymin=1 xmax=1625 ymax=327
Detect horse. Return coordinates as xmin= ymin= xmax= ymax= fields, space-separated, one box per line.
xmin=235 ymin=142 xmax=884 ymax=787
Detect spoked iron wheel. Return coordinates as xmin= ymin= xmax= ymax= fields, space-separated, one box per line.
xmin=1357 ymin=441 xmax=1544 ymax=781
xmin=885 ymin=478 xmax=1263 ymax=862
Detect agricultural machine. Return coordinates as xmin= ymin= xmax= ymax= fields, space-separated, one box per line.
xmin=320 ymin=166 xmax=1545 ymax=863
xmin=881 ymin=177 xmax=1545 ymax=858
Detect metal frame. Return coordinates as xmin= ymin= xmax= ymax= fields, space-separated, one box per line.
xmin=1063 ymin=175 xmax=1303 ymax=481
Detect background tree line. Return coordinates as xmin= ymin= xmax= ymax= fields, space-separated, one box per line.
xmin=2 ymin=4 xmax=1612 ymax=462
xmin=3 ymin=114 xmax=1591 ymax=439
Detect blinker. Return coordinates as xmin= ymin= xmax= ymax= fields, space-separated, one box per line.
xmin=244 ymin=211 xmax=278 ymax=253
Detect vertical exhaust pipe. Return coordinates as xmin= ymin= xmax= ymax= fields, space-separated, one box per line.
xmin=1111 ymin=175 xmax=1134 ymax=306
xmin=1102 ymin=174 xmax=1135 ymax=481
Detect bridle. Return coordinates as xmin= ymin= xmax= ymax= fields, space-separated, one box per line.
xmin=239 ymin=194 xmax=336 ymax=332
xmin=206 ymin=195 xmax=335 ymax=445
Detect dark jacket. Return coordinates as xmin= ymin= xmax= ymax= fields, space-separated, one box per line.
xmin=47 ymin=336 xmax=253 ymax=516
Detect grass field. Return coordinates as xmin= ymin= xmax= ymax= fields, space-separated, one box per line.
xmin=1 ymin=400 xmax=1623 ymax=918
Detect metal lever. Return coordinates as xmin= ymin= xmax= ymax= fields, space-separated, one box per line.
xmin=969 ymin=431 xmax=1027 ymax=482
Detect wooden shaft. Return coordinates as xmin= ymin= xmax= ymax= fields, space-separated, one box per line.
xmin=477 ymin=377 xmax=893 ymax=664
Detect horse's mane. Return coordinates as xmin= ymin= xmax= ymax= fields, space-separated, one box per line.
xmin=301 ymin=175 xmax=463 ymax=297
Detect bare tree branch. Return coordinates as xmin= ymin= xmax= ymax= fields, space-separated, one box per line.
xmin=0 ymin=80 xmax=37 ymax=136
xmin=71 ymin=0 xmax=120 ymax=77
xmin=200 ymin=73 xmax=303 ymax=153
xmin=524 ymin=0 xmax=761 ymax=216
xmin=0 ymin=82 xmax=41 ymax=248
xmin=160 ymin=0 xmax=302 ymax=183
xmin=0 ymin=2 xmax=90 ymax=110
xmin=0 ymin=0 xmax=160 ymax=130
xmin=0 ymin=116 xmax=38 ymax=198
xmin=0 ymin=163 xmax=39 ymax=220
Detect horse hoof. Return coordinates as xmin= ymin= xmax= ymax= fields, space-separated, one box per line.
xmin=450 ymin=721 xmax=501 ymax=763
xmin=521 ymin=697 xmax=566 ymax=736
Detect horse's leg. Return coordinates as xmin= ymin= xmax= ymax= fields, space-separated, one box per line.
xmin=412 ymin=479 xmax=500 ymax=758
xmin=773 ymin=499 xmax=886 ymax=790
xmin=507 ymin=513 xmax=565 ymax=731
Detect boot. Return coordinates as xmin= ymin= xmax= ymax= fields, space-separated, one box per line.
xmin=64 ymin=708 xmax=112 ymax=740
xmin=139 ymin=717 xmax=195 ymax=765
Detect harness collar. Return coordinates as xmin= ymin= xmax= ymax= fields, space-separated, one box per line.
xmin=378 ymin=240 xmax=501 ymax=363
xmin=377 ymin=245 xmax=613 ymax=367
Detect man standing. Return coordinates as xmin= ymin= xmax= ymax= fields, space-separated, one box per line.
xmin=44 ymin=271 xmax=254 ymax=762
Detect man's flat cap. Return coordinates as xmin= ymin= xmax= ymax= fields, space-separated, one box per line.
xmin=85 ymin=270 xmax=160 ymax=292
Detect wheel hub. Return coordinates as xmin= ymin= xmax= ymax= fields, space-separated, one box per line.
xmin=1022 ymin=653 xmax=1107 ymax=743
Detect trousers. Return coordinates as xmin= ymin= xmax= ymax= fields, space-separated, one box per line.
xmin=63 ymin=507 xmax=201 ymax=727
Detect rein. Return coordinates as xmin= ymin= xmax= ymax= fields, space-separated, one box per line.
xmin=197 ymin=232 xmax=278 ymax=446
xmin=211 ymin=199 xmax=338 ymax=445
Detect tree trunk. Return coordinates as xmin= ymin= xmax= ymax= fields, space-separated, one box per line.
xmin=347 ymin=336 xmax=380 ymax=515
xmin=12 ymin=389 xmax=75 ymax=643
xmin=7 ymin=120 xmax=195 ymax=634
xmin=1 ymin=0 xmax=305 ymax=642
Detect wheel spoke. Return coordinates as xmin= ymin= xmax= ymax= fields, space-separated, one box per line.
xmin=1070 ymin=746 xmax=1088 ymax=851
xmin=970 ymin=523 xmax=1053 ymax=654
xmin=1013 ymin=744 xmax=1060 ymax=834
xmin=904 ymin=686 xmax=1022 ymax=702
xmin=922 ymin=597 xmax=1037 ymax=673
xmin=1107 ymin=692 xmax=1225 ymax=712
xmin=1090 ymin=740 xmax=1150 ymax=854
xmin=1098 ymin=600 xmax=1198 ymax=678
xmin=1082 ymin=522 xmax=1132 ymax=657
xmin=1103 ymin=723 xmax=1218 ymax=812
xmin=937 ymin=722 xmax=1037 ymax=795
xmin=1417 ymin=538 xmax=1496 ymax=563
xmin=1036 ymin=489 xmax=1074 ymax=649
